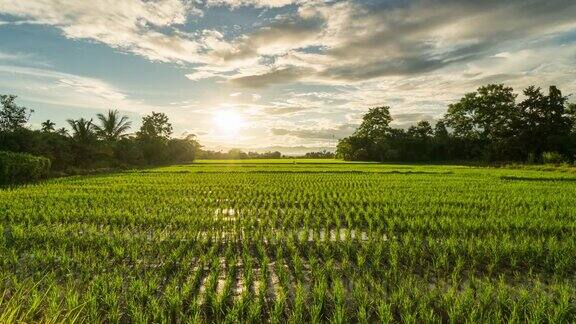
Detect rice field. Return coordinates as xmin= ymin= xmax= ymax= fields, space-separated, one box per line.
xmin=0 ymin=160 xmax=575 ymax=322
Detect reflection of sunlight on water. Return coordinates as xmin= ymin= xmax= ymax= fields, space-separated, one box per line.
xmin=214 ymin=207 xmax=238 ymax=222
xmin=214 ymin=207 xmax=236 ymax=216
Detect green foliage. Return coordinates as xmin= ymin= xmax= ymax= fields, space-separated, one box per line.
xmin=40 ymin=120 xmax=55 ymax=133
xmin=0 ymin=151 xmax=50 ymax=185
xmin=434 ymin=119 xmax=449 ymax=138
xmin=94 ymin=109 xmax=132 ymax=141
xmin=114 ymin=138 xmax=145 ymax=166
xmin=407 ymin=120 xmax=433 ymax=138
xmin=67 ymin=118 xmax=96 ymax=144
xmin=137 ymin=111 xmax=172 ymax=140
xmin=199 ymin=149 xmax=285 ymax=159
xmin=339 ymin=84 xmax=576 ymax=163
xmin=0 ymin=95 xmax=201 ymax=170
xmin=0 ymin=95 xmax=33 ymax=132
xmin=445 ymin=84 xmax=517 ymax=140
xmin=542 ymin=151 xmax=565 ymax=164
xmin=516 ymin=86 xmax=574 ymax=158
xmin=355 ymin=106 xmax=392 ymax=139
xmin=304 ymin=150 xmax=335 ymax=159
xmin=0 ymin=161 xmax=575 ymax=321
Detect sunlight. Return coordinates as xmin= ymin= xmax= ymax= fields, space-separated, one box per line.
xmin=213 ymin=109 xmax=245 ymax=136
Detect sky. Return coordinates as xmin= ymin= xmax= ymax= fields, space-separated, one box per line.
xmin=0 ymin=0 xmax=575 ymax=153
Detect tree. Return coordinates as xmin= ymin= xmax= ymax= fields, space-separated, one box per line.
xmin=67 ymin=118 xmax=96 ymax=143
xmin=136 ymin=112 xmax=173 ymax=164
xmin=94 ymin=109 xmax=132 ymax=141
xmin=353 ymin=106 xmax=394 ymax=162
xmin=0 ymin=94 xmax=200 ymax=169
xmin=443 ymin=84 xmax=521 ymax=161
xmin=429 ymin=120 xmax=452 ymax=161
xmin=66 ymin=118 xmax=97 ymax=166
xmin=336 ymin=137 xmax=353 ymax=160
xmin=57 ymin=127 xmax=69 ymax=137
xmin=568 ymin=103 xmax=576 ymax=133
xmin=516 ymin=86 xmax=573 ymax=158
xmin=167 ymin=134 xmax=200 ymax=163
xmin=137 ymin=112 xmax=172 ymax=140
xmin=445 ymin=84 xmax=517 ymax=140
xmin=34 ymin=130 xmax=75 ymax=170
xmin=115 ymin=138 xmax=145 ymax=166
xmin=407 ymin=120 xmax=433 ymax=138
xmin=41 ymin=120 xmax=56 ymax=133
xmin=336 ymin=135 xmax=372 ymax=161
xmin=227 ymin=148 xmax=247 ymax=159
xmin=355 ymin=106 xmax=392 ymax=138
xmin=0 ymin=95 xmax=33 ymax=132
xmin=434 ymin=120 xmax=449 ymax=138
xmin=304 ymin=150 xmax=335 ymax=159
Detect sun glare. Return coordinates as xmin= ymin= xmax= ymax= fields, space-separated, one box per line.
xmin=213 ymin=110 xmax=245 ymax=135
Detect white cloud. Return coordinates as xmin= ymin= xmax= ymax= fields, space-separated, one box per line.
xmin=0 ymin=64 xmax=155 ymax=112
xmin=206 ymin=0 xmax=301 ymax=8
xmin=185 ymin=70 xmax=223 ymax=80
xmin=202 ymin=0 xmax=576 ymax=87
xmin=0 ymin=0 xmax=208 ymax=64
xmin=0 ymin=51 xmax=26 ymax=61
xmin=1 ymin=0 xmax=576 ymax=149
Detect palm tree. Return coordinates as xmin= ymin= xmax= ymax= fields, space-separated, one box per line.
xmin=94 ymin=109 xmax=132 ymax=141
xmin=57 ymin=127 xmax=69 ymax=137
xmin=41 ymin=119 xmax=56 ymax=132
xmin=67 ymin=118 xmax=97 ymax=166
xmin=67 ymin=118 xmax=96 ymax=143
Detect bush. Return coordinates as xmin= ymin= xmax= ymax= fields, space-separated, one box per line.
xmin=0 ymin=151 xmax=51 ymax=185
xmin=114 ymin=138 xmax=145 ymax=166
xmin=542 ymin=151 xmax=565 ymax=164
xmin=167 ymin=138 xmax=197 ymax=163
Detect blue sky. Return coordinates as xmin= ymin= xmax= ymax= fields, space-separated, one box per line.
xmin=0 ymin=0 xmax=575 ymax=153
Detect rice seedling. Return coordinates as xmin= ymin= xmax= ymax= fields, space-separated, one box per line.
xmin=0 ymin=160 xmax=574 ymax=321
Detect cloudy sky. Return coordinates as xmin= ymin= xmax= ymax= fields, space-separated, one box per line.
xmin=0 ymin=0 xmax=575 ymax=152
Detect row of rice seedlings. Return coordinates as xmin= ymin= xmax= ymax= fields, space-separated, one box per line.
xmin=0 ymin=163 xmax=575 ymax=321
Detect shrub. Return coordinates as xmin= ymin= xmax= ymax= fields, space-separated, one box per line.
xmin=167 ymin=138 xmax=197 ymax=164
xmin=0 ymin=151 xmax=51 ymax=185
xmin=542 ymin=151 xmax=565 ymax=164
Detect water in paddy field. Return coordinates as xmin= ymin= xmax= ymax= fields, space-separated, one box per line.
xmin=0 ymin=160 xmax=575 ymax=322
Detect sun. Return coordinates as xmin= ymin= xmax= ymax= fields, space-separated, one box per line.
xmin=213 ymin=110 xmax=245 ymax=135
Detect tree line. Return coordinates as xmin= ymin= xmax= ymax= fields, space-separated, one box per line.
xmin=0 ymin=94 xmax=200 ymax=171
xmin=198 ymin=149 xmax=283 ymax=160
xmin=197 ymin=149 xmax=335 ymax=159
xmin=337 ymin=84 xmax=576 ymax=163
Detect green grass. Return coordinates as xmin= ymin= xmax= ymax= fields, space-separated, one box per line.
xmin=0 ymin=160 xmax=575 ymax=322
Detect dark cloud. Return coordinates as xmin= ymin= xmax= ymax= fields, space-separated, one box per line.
xmin=217 ymin=16 xmax=324 ymax=61
xmin=318 ymin=0 xmax=576 ymax=81
xmin=230 ymin=66 xmax=311 ymax=88
xmin=226 ymin=0 xmax=576 ymax=86
xmin=320 ymin=57 xmax=447 ymax=80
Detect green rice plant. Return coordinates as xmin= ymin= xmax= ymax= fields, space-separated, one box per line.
xmin=376 ymin=301 xmax=393 ymax=323
xmin=0 ymin=160 xmax=574 ymax=321
xmin=270 ymin=288 xmax=286 ymax=324
xmin=288 ymin=282 xmax=307 ymax=323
